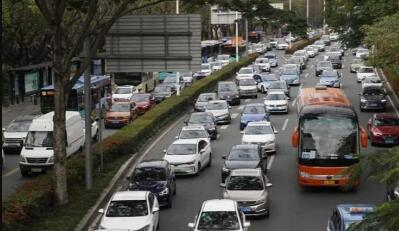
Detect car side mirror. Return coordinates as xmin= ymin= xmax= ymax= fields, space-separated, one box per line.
xmin=243 ymin=221 xmax=251 ymax=228
xmin=2 ymin=128 xmax=5 ymax=132
xmin=240 ymin=131 xmax=244 ymax=134
xmin=126 ymin=176 xmax=131 ymax=181
xmin=163 ymin=149 xmax=167 ymax=153
xmin=367 ymin=119 xmax=372 ymax=126
xmin=188 ymin=223 xmax=195 ymax=228
xmin=266 ymin=183 xmax=273 ymax=188
xmin=153 ymin=206 xmax=160 ymax=213
xmin=175 ymin=136 xmax=179 ymax=139
xmin=222 ymin=155 xmax=226 ymax=159
xmin=200 ymin=148 xmax=205 ymax=153
xmin=228 ymin=106 xmax=232 ymax=109
xmin=219 ymin=183 xmax=226 ymax=188
xmin=98 ymin=208 xmax=105 ymax=214
xmin=184 ymin=121 xmax=188 ymax=125
xmin=95 ymin=117 xmax=100 ymax=122
xmin=292 ymin=127 xmax=299 ymax=148
xmin=274 ymin=130 xmax=279 ymax=134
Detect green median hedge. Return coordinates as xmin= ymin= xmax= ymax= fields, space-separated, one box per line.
xmin=2 ymin=54 xmax=258 ymax=231
xmin=285 ymin=35 xmax=322 ymax=54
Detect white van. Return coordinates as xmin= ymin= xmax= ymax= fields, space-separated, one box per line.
xmin=19 ymin=111 xmax=85 ymax=176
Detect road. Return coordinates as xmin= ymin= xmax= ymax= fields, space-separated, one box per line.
xmin=93 ymin=43 xmax=397 ymax=230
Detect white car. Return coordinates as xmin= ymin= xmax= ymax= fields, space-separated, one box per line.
xmin=329 ymin=33 xmax=339 ymax=41
xmin=81 ymin=117 xmax=99 ymax=142
xmin=217 ymin=54 xmax=231 ymax=66
xmin=254 ymin=58 xmax=271 ymax=72
xmin=293 ymin=50 xmax=309 ymax=62
xmin=188 ymin=199 xmax=250 ymax=231
xmin=242 ymin=121 xmax=277 ymax=154
xmin=357 ymin=66 xmax=376 ymax=83
xmin=263 ymin=91 xmax=289 ymax=113
xmin=205 ymin=100 xmax=231 ymax=124
xmin=362 ymin=75 xmax=383 ymax=88
xmin=356 ymin=48 xmax=370 ymax=58
xmin=238 ymin=78 xmax=258 ymax=98
xmin=313 ymin=40 xmax=326 ymax=51
xmin=180 ymin=71 xmax=193 ymax=85
xmin=276 ymin=41 xmax=289 ymax=50
xmin=176 ymin=126 xmax=210 ymax=143
xmin=98 ymin=191 xmax=159 ymax=230
xmin=304 ymin=47 xmax=317 ymax=58
xmin=113 ymin=85 xmax=136 ymax=102
xmin=200 ymin=63 xmax=213 ymax=76
xmin=236 ymin=67 xmax=255 ymax=81
xmin=210 ymin=61 xmax=223 ymax=71
xmin=163 ymin=139 xmax=211 ymax=175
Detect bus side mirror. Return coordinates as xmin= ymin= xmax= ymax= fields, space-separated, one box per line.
xmin=292 ymin=127 xmax=299 ymax=148
xmin=361 ymin=127 xmax=368 ymax=148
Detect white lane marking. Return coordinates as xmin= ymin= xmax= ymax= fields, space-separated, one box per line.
xmin=231 ymin=113 xmax=239 ymax=119
xmin=282 ymin=118 xmax=289 ymax=131
xmin=282 ymin=56 xmax=288 ymax=61
xmin=244 ymin=99 xmax=251 ymax=103
xmin=2 ymin=167 xmax=19 ymax=177
xmin=304 ymin=73 xmax=309 ymax=78
xmin=220 ymin=125 xmax=229 ymax=130
xmin=342 ymin=64 xmax=345 ymax=68
xmin=267 ymin=155 xmax=275 ymax=170
xmin=388 ymin=96 xmax=399 ymax=116
xmin=217 ymin=134 xmax=221 ymax=139
xmin=291 ymin=98 xmax=297 ymax=106
xmin=238 ymin=105 xmax=245 ymax=110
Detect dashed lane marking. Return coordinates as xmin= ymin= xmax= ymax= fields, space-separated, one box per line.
xmin=220 ymin=125 xmax=229 ymax=130
xmin=282 ymin=118 xmax=289 ymax=131
xmin=291 ymin=98 xmax=297 ymax=106
xmin=267 ymin=155 xmax=275 ymax=170
xmin=231 ymin=113 xmax=239 ymax=119
xmin=304 ymin=73 xmax=309 ymax=78
xmin=2 ymin=167 xmax=19 ymax=177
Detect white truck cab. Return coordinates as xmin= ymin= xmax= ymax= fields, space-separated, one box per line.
xmin=19 ymin=111 xmax=85 ymax=176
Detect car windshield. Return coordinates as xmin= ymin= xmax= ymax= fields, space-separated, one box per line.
xmin=352 ymin=59 xmax=363 ymax=64
xmin=228 ymin=148 xmax=259 ymax=161
xmin=300 ymin=116 xmax=358 ymax=160
xmin=197 ymin=211 xmax=240 ymax=230
xmin=198 ymin=94 xmax=216 ymax=102
xmin=264 ymin=54 xmax=276 ymax=59
xmin=25 ymin=131 xmax=53 ymax=147
xmin=133 ymin=167 xmax=166 ymax=181
xmin=239 ymin=79 xmax=256 ymax=86
xmin=330 ymin=47 xmax=340 ymax=52
xmin=106 ymin=200 xmax=148 ymax=217
xmin=218 ymin=83 xmax=236 ymax=92
xmin=6 ymin=121 xmax=31 ymax=132
xmin=282 ymin=69 xmax=297 ymax=75
xmin=180 ymin=129 xmax=208 ymax=139
xmin=110 ymin=104 xmax=130 ymax=112
xmin=239 ymin=68 xmax=252 ymax=74
xmin=245 ymin=125 xmax=273 ymax=135
xmin=189 ymin=114 xmax=213 ymax=123
xmin=375 ymin=117 xmax=399 ymax=126
xmin=206 ymin=102 xmax=227 ymax=110
xmin=358 ymin=49 xmax=368 ymax=53
xmin=154 ymin=86 xmax=171 ymax=93
xmin=321 ymin=71 xmax=338 ymax=78
xmin=294 ymin=51 xmax=305 ymax=56
xmin=115 ymin=88 xmax=132 ymax=94
xmin=131 ymin=94 xmax=149 ymax=103
xmin=265 ymin=93 xmax=286 ymax=100
xmin=201 ymin=64 xmax=211 ymax=70
xmin=315 ymin=41 xmax=323 ymax=45
xmin=243 ymin=105 xmax=265 ymax=114
xmin=167 ymin=144 xmax=197 ymax=155
xmin=362 ymin=88 xmax=384 ymax=95
xmin=360 ymin=67 xmax=374 ymax=73
xmin=227 ymin=176 xmax=264 ymax=190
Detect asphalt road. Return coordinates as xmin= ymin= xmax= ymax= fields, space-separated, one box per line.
xmin=95 ymin=43 xmax=397 ymax=230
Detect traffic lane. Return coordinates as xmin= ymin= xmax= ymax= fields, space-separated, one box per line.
xmin=2 ymin=122 xmax=119 ymax=200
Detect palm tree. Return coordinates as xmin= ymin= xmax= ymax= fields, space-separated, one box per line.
xmin=348 ymin=147 xmax=399 ymax=230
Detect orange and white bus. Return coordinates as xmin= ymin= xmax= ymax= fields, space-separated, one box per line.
xmin=292 ymin=86 xmax=368 ymax=190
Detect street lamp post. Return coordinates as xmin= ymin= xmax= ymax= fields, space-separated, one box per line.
xmin=289 ymin=0 xmax=292 ymax=49
xmin=235 ymin=11 xmax=239 ymax=63
xmin=84 ymin=38 xmax=92 ymax=190
xmin=176 ymin=0 xmax=180 ymax=96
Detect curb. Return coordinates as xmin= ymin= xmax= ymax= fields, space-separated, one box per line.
xmin=376 ymin=68 xmax=399 ymax=115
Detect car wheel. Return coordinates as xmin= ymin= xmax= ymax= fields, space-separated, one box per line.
xmin=207 ymin=153 xmax=212 ymax=167
xmin=254 ymin=94 xmax=258 ymax=99
xmin=195 ymin=163 xmax=201 ymax=176
xmin=173 ymin=182 xmax=177 ymax=195
xmin=20 ymin=168 xmax=29 ymax=177
xmin=166 ymin=196 xmax=173 ymax=208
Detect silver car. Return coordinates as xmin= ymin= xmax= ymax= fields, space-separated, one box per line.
xmin=222 ymin=169 xmax=272 ymax=217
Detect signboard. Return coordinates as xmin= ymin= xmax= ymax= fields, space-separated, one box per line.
xmin=104 ymin=14 xmax=201 ymax=72
xmin=211 ymin=5 xmax=242 ymax=25
xmin=270 ymin=3 xmax=284 ymax=10
xmin=25 ymin=71 xmax=39 ymax=92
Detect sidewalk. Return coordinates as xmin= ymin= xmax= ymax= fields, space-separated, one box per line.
xmin=2 ymin=100 xmax=42 ymax=127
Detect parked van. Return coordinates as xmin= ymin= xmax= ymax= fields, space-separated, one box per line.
xmin=19 ymin=111 xmax=85 ymax=176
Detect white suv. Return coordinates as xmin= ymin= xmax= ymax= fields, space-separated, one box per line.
xmin=242 ymin=121 xmax=278 ymax=154
xmin=113 ymin=85 xmax=136 ymax=102
xmin=357 ymin=66 xmax=375 ymax=83
xmin=188 ymin=199 xmax=250 ymax=231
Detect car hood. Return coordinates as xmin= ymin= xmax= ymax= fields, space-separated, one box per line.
xmin=195 ymin=101 xmax=209 ymax=107
xmin=206 ymin=109 xmax=229 ymax=117
xmin=153 ymin=92 xmax=170 ymax=97
xmin=112 ymin=94 xmax=132 ymax=99
xmin=225 ymin=190 xmax=266 ymax=202
xmin=225 ymin=160 xmax=259 ymax=169
xmin=3 ymin=132 xmax=28 ymax=139
xmin=21 ymin=147 xmax=53 ymax=158
xmin=163 ymin=154 xmax=197 ymax=164
xmin=100 ymin=216 xmax=151 ymax=230
xmin=264 ymin=100 xmax=287 ymax=105
xmin=362 ymin=95 xmax=385 ymax=100
xmin=241 ymin=114 xmax=267 ymax=122
xmin=237 ymin=73 xmax=253 ymax=78
xmin=106 ymin=112 xmax=130 ymax=117
xmin=375 ymin=126 xmax=399 ymax=135
xmin=280 ymin=75 xmax=298 ymax=80
xmin=129 ymin=180 xmax=167 ymax=193
xmin=242 ymin=134 xmax=275 ymax=143
xmin=188 ymin=122 xmax=214 ymax=130
xmin=239 ymin=86 xmax=257 ymax=90
xmin=320 ymin=77 xmax=339 ymax=82
xmin=358 ymin=73 xmax=375 ymax=77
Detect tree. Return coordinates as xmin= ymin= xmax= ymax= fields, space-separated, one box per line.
xmin=32 ymin=0 xmax=188 ymax=205
xmin=325 ymin=0 xmax=398 ymax=48
xmin=347 ymin=147 xmax=399 ymax=231
xmin=362 ymin=12 xmax=399 ymax=75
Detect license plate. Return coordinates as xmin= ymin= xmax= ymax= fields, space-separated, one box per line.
xmin=240 ymin=207 xmax=252 ymax=212
xmin=31 ymin=168 xmax=42 ymax=173
xmin=385 ymin=140 xmax=394 ymax=144
xmin=324 ymin=180 xmax=335 ymax=185
xmin=112 ymin=120 xmax=120 ymax=124
xmin=369 ymin=103 xmax=377 ymax=106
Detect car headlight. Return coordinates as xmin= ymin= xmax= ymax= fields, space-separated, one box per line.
xmin=381 ymin=99 xmax=387 ymax=103
xmin=372 ymin=129 xmax=383 ymax=136
xmin=20 ymin=156 xmax=26 ymax=163
xmin=222 ymin=166 xmax=230 ymax=172
xmin=394 ymin=187 xmax=399 ymax=196
xmin=136 ymin=224 xmax=150 ymax=231
xmin=255 ymin=197 xmax=266 ymax=205
xmin=159 ymin=187 xmax=169 ymax=196
xmin=234 ymin=94 xmax=240 ymax=98
xmin=265 ymin=140 xmax=275 ymax=145
xmin=360 ymin=98 xmax=367 ymax=103
xmin=48 ymin=156 xmax=54 ymax=163
xmin=299 ymin=171 xmax=311 ymax=178
xmin=185 ymin=161 xmax=196 ymax=165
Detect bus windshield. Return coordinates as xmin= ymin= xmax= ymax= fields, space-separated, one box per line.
xmin=300 ymin=115 xmax=358 ymax=164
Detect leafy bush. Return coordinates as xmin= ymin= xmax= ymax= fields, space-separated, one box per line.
xmin=2 ymin=54 xmax=257 ymax=231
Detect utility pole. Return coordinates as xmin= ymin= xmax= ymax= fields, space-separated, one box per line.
xmin=176 ymin=0 xmax=180 ymax=96
xmin=235 ymin=11 xmax=239 ymax=63
xmin=84 ymin=38 xmax=92 ymax=190
xmin=97 ymin=88 xmax=103 ymax=171
xmin=306 ymin=0 xmax=309 ymax=26
xmin=289 ymin=0 xmax=292 ymax=49
xmin=176 ymin=0 xmax=179 ymax=14
xmin=323 ymin=0 xmax=326 ymax=32
xmin=245 ymin=17 xmax=248 ymax=56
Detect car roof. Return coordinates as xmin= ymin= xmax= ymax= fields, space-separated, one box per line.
xmin=359 ymin=66 xmax=374 ymax=69
xmin=202 ymin=199 xmax=237 ymax=212
xmin=136 ymin=159 xmax=168 ymax=169
xmin=191 ymin=112 xmax=213 ymax=117
xmin=208 ymin=100 xmax=228 ymax=104
xmin=336 ymin=204 xmax=376 ymax=222
xmin=117 ymin=85 xmax=134 ymax=88
xmin=199 ymin=93 xmax=217 ymax=96
xmin=247 ymin=121 xmax=271 ymax=127
xmin=111 ymin=191 xmax=148 ymax=201
xmin=267 ymin=91 xmax=285 ymax=95
xmin=374 ymin=113 xmax=399 ymax=119
xmin=230 ymin=168 xmax=263 ymax=177
xmin=172 ymin=139 xmax=200 ymax=145
xmin=232 ymin=144 xmax=258 ymax=149
xmin=181 ymin=125 xmax=206 ymax=131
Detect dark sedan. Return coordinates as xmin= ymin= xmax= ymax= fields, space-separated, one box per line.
xmin=327 ymin=56 xmax=342 ymax=69
xmin=221 ymin=144 xmax=266 ymax=182
xmin=127 ymin=159 xmax=176 ymax=208
xmin=217 ymin=81 xmax=241 ymax=105
xmin=240 ymin=104 xmax=270 ymax=130
xmin=186 ymin=112 xmax=218 ymax=140
xmin=359 ymin=86 xmax=387 ymax=111
xmin=367 ymin=113 xmax=399 ymax=146
xmin=316 ymin=61 xmax=333 ymax=76
xmin=153 ymin=84 xmax=175 ymax=103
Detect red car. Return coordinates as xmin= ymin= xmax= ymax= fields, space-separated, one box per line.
xmin=368 ymin=113 xmax=399 ymax=146
xmin=131 ymin=93 xmax=155 ymax=115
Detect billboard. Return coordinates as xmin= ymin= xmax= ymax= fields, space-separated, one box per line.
xmin=270 ymin=3 xmax=284 ymax=10
xmin=104 ymin=14 xmax=201 ymax=72
xmin=210 ymin=5 xmax=242 ymax=25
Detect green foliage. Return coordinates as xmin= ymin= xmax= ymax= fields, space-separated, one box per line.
xmin=1 ymin=54 xmax=257 ymax=231
xmin=362 ymin=12 xmax=399 ymax=75
xmin=325 ymin=0 xmax=398 ymax=48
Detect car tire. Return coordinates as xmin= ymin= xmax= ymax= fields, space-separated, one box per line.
xmin=254 ymin=94 xmax=258 ymax=99
xmin=195 ymin=163 xmax=201 ymax=176
xmin=207 ymin=153 xmax=212 ymax=167
xmin=166 ymin=196 xmax=173 ymax=208
xmin=20 ymin=168 xmax=29 ymax=177
xmin=173 ymin=182 xmax=177 ymax=195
